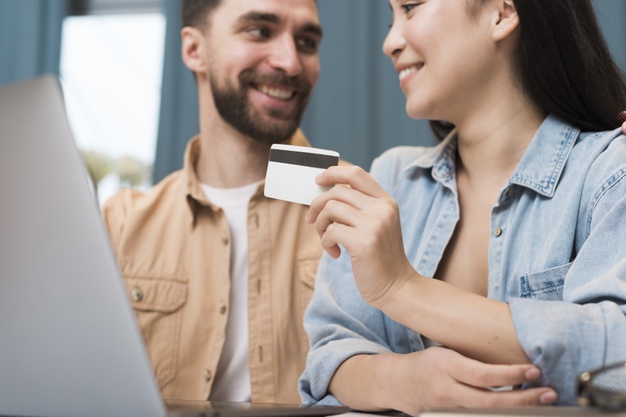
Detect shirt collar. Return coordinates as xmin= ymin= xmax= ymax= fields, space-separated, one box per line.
xmin=183 ymin=129 xmax=313 ymax=224
xmin=402 ymin=114 xmax=580 ymax=198
xmin=509 ymin=114 xmax=579 ymax=197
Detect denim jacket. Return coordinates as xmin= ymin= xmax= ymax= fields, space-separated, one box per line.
xmin=299 ymin=114 xmax=626 ymax=406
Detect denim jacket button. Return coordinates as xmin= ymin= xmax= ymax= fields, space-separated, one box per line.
xmin=494 ymin=227 xmax=503 ymax=237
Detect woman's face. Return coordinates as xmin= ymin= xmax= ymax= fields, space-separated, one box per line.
xmin=383 ymin=0 xmax=501 ymax=124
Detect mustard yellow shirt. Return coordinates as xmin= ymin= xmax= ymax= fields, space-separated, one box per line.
xmin=102 ymin=131 xmax=321 ymax=403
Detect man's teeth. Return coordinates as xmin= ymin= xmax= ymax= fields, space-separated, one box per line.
xmin=399 ymin=65 xmax=420 ymax=82
xmin=258 ymin=85 xmax=293 ymax=99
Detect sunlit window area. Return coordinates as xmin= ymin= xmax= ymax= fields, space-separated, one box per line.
xmin=60 ymin=8 xmax=165 ymax=205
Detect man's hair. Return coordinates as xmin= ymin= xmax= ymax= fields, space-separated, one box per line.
xmin=432 ymin=0 xmax=626 ymax=139
xmin=181 ymin=0 xmax=221 ymax=30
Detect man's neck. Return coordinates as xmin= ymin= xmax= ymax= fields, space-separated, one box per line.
xmin=195 ymin=124 xmax=273 ymax=189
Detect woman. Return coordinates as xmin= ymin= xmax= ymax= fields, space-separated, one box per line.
xmin=299 ymin=0 xmax=626 ymax=414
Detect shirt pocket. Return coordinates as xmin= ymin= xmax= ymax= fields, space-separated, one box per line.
xmin=125 ymin=276 xmax=187 ymax=389
xmin=518 ymin=262 xmax=571 ymax=301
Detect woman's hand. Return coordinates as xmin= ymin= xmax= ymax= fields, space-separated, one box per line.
xmin=331 ymin=347 xmax=557 ymax=417
xmin=306 ymin=165 xmax=417 ymax=309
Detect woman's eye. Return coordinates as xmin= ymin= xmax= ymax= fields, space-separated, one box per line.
xmin=401 ymin=2 xmax=422 ymax=14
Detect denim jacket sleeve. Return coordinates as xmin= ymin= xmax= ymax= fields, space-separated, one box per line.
xmin=298 ymin=151 xmax=423 ymax=405
xmin=509 ymin=135 xmax=626 ymax=405
xmin=298 ymin=250 xmax=392 ymax=405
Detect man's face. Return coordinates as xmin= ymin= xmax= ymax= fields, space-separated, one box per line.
xmin=205 ymin=0 xmax=322 ymax=144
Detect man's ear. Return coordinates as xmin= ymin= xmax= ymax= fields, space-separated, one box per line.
xmin=181 ymin=27 xmax=207 ymax=74
xmin=493 ymin=0 xmax=519 ymax=41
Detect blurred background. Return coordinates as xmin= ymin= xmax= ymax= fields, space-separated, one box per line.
xmin=0 ymin=0 xmax=625 ymax=205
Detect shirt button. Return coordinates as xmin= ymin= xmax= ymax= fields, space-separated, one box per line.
xmin=494 ymin=227 xmax=503 ymax=237
xmin=219 ymin=304 xmax=227 ymax=315
xmin=130 ymin=287 xmax=144 ymax=302
xmin=204 ymin=369 xmax=212 ymax=382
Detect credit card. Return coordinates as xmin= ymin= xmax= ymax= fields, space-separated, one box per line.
xmin=264 ymin=144 xmax=340 ymax=206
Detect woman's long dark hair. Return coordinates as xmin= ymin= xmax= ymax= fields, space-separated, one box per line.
xmin=431 ymin=0 xmax=626 ymax=139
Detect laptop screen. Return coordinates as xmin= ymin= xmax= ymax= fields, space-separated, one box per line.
xmin=0 ymin=76 xmax=166 ymax=417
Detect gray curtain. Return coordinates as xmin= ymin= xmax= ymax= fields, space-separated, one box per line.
xmin=153 ymin=0 xmax=626 ymax=181
xmin=593 ymin=0 xmax=626 ymax=72
xmin=0 ymin=0 xmax=67 ymax=85
xmin=152 ymin=0 xmax=198 ymax=183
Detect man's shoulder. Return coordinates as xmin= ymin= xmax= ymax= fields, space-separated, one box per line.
xmin=102 ymin=169 xmax=186 ymax=222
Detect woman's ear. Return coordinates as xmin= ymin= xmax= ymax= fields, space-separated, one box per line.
xmin=493 ymin=0 xmax=519 ymax=41
xmin=181 ymin=27 xmax=207 ymax=74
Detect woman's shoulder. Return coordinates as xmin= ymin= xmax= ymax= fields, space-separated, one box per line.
xmin=576 ymin=128 xmax=626 ymax=175
xmin=572 ymin=128 xmax=626 ymax=208
xmin=372 ymin=143 xmax=447 ymax=172
xmin=368 ymin=144 xmax=449 ymax=195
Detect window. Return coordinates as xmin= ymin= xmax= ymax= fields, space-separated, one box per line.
xmin=60 ymin=1 xmax=165 ymax=205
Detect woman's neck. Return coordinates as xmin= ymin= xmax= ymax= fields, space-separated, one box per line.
xmin=454 ymin=89 xmax=546 ymax=183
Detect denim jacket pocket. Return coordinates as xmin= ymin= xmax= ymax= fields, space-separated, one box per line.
xmin=125 ymin=276 xmax=187 ymax=389
xmin=518 ymin=262 xmax=571 ymax=301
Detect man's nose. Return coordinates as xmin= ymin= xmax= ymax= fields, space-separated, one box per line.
xmin=267 ymin=35 xmax=303 ymax=76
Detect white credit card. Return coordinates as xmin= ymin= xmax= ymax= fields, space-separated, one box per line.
xmin=264 ymin=144 xmax=340 ymax=206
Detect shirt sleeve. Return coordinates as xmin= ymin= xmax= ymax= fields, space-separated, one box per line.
xmin=510 ymin=167 xmax=626 ymax=405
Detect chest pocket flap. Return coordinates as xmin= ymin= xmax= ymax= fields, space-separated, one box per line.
xmin=126 ymin=277 xmax=187 ymax=313
xmin=519 ymin=262 xmax=572 ymax=301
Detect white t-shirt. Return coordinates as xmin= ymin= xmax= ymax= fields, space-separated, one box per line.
xmin=201 ymin=181 xmax=260 ymax=402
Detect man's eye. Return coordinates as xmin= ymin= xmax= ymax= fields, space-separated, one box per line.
xmin=249 ymin=27 xmax=271 ymax=38
xmin=296 ymin=37 xmax=319 ymax=53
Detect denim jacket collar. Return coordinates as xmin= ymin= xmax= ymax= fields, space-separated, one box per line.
xmin=403 ymin=114 xmax=579 ymax=198
xmin=403 ymin=129 xmax=457 ymax=183
xmin=509 ymin=114 xmax=579 ymax=197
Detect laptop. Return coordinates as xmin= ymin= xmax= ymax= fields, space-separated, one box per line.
xmin=0 ymin=75 xmax=349 ymax=417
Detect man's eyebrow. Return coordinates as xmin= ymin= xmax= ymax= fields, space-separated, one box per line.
xmin=237 ymin=11 xmax=281 ymax=26
xmin=301 ymin=23 xmax=323 ymax=38
xmin=236 ymin=11 xmax=323 ymax=38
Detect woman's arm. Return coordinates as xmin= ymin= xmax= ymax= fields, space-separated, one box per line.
xmin=298 ymin=250 xmax=557 ymax=413
xmin=307 ymin=165 xmax=528 ymax=364
xmin=329 ymin=348 xmax=555 ymax=415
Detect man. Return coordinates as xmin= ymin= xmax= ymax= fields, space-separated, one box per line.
xmin=103 ymin=0 xmax=322 ymax=404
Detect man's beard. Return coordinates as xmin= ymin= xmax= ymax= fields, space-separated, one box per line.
xmin=210 ymin=69 xmax=312 ymax=144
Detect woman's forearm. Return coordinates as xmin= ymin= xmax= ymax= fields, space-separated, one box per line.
xmin=379 ymin=274 xmax=530 ymax=365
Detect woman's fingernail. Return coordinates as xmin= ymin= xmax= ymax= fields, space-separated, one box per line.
xmin=540 ymin=391 xmax=557 ymax=405
xmin=525 ymin=368 xmax=540 ymax=380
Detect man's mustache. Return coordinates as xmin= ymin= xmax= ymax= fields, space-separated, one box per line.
xmin=240 ymin=70 xmax=311 ymax=95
